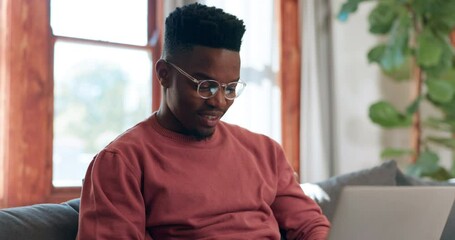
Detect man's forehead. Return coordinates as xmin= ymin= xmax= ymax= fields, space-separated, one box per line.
xmin=172 ymin=46 xmax=240 ymax=67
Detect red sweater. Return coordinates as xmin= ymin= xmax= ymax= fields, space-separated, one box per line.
xmin=77 ymin=114 xmax=330 ymax=240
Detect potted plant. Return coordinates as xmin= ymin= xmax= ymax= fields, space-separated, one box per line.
xmin=337 ymin=0 xmax=455 ymax=180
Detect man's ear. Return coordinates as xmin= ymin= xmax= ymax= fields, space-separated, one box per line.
xmin=155 ymin=59 xmax=171 ymax=88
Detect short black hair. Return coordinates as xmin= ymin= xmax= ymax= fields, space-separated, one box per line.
xmin=163 ymin=3 xmax=246 ymax=57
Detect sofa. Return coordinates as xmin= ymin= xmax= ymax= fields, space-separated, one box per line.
xmin=1 ymin=160 xmax=454 ymax=240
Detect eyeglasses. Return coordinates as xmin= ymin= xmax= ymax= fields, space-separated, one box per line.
xmin=164 ymin=60 xmax=246 ymax=100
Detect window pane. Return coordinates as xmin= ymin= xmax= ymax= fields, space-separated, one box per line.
xmin=53 ymin=41 xmax=152 ymax=187
xmin=51 ymin=0 xmax=148 ymax=45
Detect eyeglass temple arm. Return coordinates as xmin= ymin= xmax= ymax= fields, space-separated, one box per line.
xmin=164 ymin=60 xmax=200 ymax=84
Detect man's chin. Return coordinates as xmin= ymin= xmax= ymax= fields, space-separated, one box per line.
xmin=193 ymin=128 xmax=215 ymax=140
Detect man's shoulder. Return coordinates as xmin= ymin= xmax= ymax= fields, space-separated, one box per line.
xmin=103 ymin=117 xmax=153 ymax=150
xmin=92 ymin=118 xmax=155 ymax=169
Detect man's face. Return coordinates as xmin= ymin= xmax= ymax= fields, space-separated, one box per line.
xmin=158 ymin=46 xmax=241 ymax=139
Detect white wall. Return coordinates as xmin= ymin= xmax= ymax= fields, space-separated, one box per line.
xmin=330 ymin=0 xmax=385 ymax=175
xmin=297 ymin=0 xmax=452 ymax=181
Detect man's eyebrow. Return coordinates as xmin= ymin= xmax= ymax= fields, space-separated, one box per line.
xmin=191 ymin=72 xmax=241 ymax=82
xmin=191 ymin=72 xmax=215 ymax=80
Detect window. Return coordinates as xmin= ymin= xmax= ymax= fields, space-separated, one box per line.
xmin=51 ymin=0 xmax=153 ymax=186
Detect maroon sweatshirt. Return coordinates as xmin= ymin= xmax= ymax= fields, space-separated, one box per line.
xmin=77 ymin=113 xmax=330 ymax=240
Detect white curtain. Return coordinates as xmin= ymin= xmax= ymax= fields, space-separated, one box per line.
xmin=198 ymin=0 xmax=282 ymax=143
xmin=299 ymin=0 xmax=333 ymax=182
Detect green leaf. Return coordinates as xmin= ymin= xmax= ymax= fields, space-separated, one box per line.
xmin=426 ymin=79 xmax=455 ymax=103
xmin=369 ymin=101 xmax=412 ymax=128
xmin=427 ymin=137 xmax=455 ymax=149
xmin=424 ymin=117 xmax=455 ymax=132
xmin=382 ymin=56 xmax=411 ymax=81
xmin=369 ymin=44 xmax=412 ymax=81
xmin=380 ymin=44 xmax=406 ymax=72
xmin=368 ymin=3 xmax=398 ymax=34
xmin=378 ymin=13 xmax=410 ymax=72
xmin=427 ymin=167 xmax=453 ymax=181
xmin=416 ymin=29 xmax=443 ymax=67
xmin=367 ymin=44 xmax=386 ymax=63
xmin=438 ymin=68 xmax=455 ymax=82
xmin=451 ymin=160 xmax=455 ymax=177
xmin=406 ymin=164 xmax=422 ymax=177
xmin=405 ymin=96 xmax=423 ymax=115
xmin=406 ymin=150 xmax=440 ymax=177
xmin=337 ymin=0 xmax=369 ymax=22
xmin=411 ymin=0 xmax=433 ymax=15
xmin=439 ymin=99 xmax=455 ymax=120
xmin=426 ymin=75 xmax=455 ymax=119
xmin=423 ymin=38 xmax=454 ymax=77
xmin=428 ymin=19 xmax=454 ymax=35
xmin=380 ymin=148 xmax=414 ymax=159
xmin=425 ymin=1 xmax=455 ymax=34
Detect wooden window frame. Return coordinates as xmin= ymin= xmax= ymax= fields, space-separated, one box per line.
xmin=1 ymin=0 xmax=300 ymax=207
xmin=278 ymin=0 xmax=301 ymax=177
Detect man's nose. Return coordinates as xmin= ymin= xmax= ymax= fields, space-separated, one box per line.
xmin=206 ymin=88 xmax=227 ymax=107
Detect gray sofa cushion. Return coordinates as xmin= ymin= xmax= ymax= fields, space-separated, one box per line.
xmin=0 ymin=200 xmax=79 ymax=240
xmin=314 ymin=160 xmax=398 ymax=220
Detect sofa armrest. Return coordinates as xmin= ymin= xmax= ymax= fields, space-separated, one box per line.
xmin=0 ymin=200 xmax=79 ymax=240
xmin=305 ymin=160 xmax=398 ymax=221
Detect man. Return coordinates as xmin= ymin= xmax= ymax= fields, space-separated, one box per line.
xmin=78 ymin=3 xmax=330 ymax=240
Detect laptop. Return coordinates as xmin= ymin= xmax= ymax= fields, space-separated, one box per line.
xmin=328 ymin=186 xmax=455 ymax=240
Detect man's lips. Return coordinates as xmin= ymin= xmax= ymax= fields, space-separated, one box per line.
xmin=199 ymin=112 xmax=222 ymax=127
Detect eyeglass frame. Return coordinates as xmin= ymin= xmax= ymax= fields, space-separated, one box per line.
xmin=163 ymin=60 xmax=246 ymax=100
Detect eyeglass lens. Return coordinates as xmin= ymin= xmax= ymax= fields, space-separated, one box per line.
xmin=197 ymin=80 xmax=245 ymax=99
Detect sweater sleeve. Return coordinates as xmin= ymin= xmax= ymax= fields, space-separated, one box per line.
xmin=77 ymin=150 xmax=152 ymax=240
xmin=271 ymin=147 xmax=330 ymax=240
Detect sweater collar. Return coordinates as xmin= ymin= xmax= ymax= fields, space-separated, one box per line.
xmin=148 ymin=112 xmax=222 ymax=146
